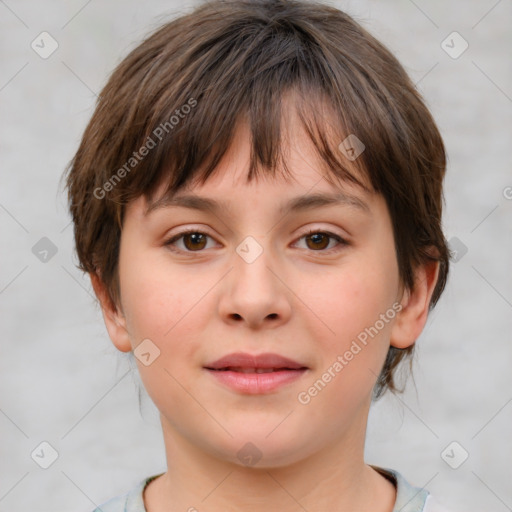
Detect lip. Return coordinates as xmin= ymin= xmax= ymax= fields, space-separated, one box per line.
xmin=205 ymin=352 xmax=306 ymax=370
xmin=204 ymin=352 xmax=309 ymax=394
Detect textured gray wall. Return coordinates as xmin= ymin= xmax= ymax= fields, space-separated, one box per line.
xmin=1 ymin=1 xmax=511 ymax=511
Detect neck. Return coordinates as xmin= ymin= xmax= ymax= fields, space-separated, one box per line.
xmin=144 ymin=412 xmax=396 ymax=512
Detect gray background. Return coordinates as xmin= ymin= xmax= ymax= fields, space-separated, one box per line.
xmin=1 ymin=0 xmax=511 ymax=511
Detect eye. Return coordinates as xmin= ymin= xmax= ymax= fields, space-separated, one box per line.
xmin=294 ymin=229 xmax=348 ymax=253
xmin=164 ymin=230 xmax=217 ymax=252
xmin=164 ymin=228 xmax=348 ymax=254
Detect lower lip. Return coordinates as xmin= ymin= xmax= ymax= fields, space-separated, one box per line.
xmin=205 ymin=368 xmax=307 ymax=394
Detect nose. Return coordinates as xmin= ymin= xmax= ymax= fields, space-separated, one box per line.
xmin=217 ymin=239 xmax=292 ymax=330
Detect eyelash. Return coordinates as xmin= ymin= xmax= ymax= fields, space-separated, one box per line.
xmin=164 ymin=228 xmax=348 ymax=255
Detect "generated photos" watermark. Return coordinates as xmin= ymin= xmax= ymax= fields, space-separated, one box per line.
xmin=297 ymin=301 xmax=402 ymax=405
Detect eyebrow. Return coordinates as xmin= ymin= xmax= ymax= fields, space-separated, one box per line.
xmin=145 ymin=191 xmax=371 ymax=217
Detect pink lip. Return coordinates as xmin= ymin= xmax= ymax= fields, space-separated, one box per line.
xmin=204 ymin=352 xmax=308 ymax=394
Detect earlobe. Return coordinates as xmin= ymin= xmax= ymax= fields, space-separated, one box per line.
xmin=390 ymin=259 xmax=440 ymax=349
xmin=90 ymin=273 xmax=132 ymax=353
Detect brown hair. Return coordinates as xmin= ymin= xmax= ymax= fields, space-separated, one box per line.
xmin=63 ymin=0 xmax=450 ymax=399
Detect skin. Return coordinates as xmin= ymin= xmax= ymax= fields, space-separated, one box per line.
xmin=91 ymin=115 xmax=439 ymax=512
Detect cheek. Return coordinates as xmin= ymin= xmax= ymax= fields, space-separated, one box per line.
xmin=293 ymin=252 xmax=400 ymax=409
xmin=119 ymin=247 xmax=199 ymax=344
xmin=295 ymin=256 xmax=399 ymax=347
xmin=118 ymin=249 xmax=210 ymax=401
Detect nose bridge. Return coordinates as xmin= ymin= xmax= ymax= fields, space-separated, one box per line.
xmin=236 ymin=235 xmax=275 ymax=288
xmin=218 ymin=234 xmax=291 ymax=328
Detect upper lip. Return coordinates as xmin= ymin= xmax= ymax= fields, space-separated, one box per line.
xmin=204 ymin=352 xmax=307 ymax=370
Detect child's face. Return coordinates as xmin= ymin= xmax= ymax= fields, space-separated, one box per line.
xmin=104 ymin=120 xmax=411 ymax=467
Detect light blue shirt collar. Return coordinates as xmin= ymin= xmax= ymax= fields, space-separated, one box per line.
xmin=93 ymin=466 xmax=430 ymax=512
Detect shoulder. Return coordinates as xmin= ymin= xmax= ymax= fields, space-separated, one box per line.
xmin=371 ymin=465 xmax=457 ymax=512
xmin=91 ymin=474 xmax=162 ymax=512
xmin=424 ymin=494 xmax=458 ymax=512
xmin=91 ymin=491 xmax=129 ymax=512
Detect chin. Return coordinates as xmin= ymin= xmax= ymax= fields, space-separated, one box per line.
xmin=207 ymin=428 xmax=318 ymax=470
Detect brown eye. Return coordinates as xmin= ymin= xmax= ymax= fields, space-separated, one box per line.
xmin=295 ymin=230 xmax=348 ymax=253
xmin=182 ymin=232 xmax=207 ymax=251
xmin=165 ymin=230 xmax=214 ymax=252
xmin=305 ymin=232 xmax=330 ymax=250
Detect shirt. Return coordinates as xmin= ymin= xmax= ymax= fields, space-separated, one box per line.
xmin=92 ymin=466 xmax=455 ymax=512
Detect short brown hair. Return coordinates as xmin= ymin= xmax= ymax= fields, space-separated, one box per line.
xmin=64 ymin=0 xmax=450 ymax=399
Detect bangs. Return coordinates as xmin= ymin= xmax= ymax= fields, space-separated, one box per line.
xmin=143 ymin=87 xmax=371 ymax=212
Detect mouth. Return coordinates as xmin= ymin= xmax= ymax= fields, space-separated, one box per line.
xmin=204 ymin=352 xmax=307 ymax=371
xmin=204 ymin=352 xmax=309 ymax=394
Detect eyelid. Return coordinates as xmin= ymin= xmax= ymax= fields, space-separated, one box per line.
xmin=296 ymin=225 xmax=349 ymax=241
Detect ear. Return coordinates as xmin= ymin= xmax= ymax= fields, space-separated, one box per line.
xmin=390 ymin=258 xmax=440 ymax=349
xmin=90 ymin=272 xmax=132 ymax=353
